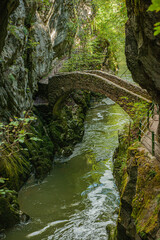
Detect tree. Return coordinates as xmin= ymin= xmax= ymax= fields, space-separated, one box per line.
xmin=61 ymin=0 xmax=127 ymax=73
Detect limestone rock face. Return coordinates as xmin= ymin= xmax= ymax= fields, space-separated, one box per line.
xmin=0 ymin=0 xmax=92 ymax=121
xmin=125 ymin=0 xmax=160 ymax=104
xmin=0 ymin=0 xmax=55 ymax=121
xmin=49 ymin=0 xmax=75 ymax=57
xmin=0 ymin=0 xmax=19 ymax=54
xmin=0 ymin=0 xmax=30 ymax=121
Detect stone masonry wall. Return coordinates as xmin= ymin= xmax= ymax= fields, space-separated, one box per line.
xmin=46 ymin=71 xmax=151 ymax=116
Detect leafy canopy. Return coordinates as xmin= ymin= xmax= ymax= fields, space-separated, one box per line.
xmin=61 ymin=0 xmax=127 ymax=72
xmin=148 ymin=0 xmax=160 ymax=36
xmin=92 ymin=0 xmax=127 ymax=55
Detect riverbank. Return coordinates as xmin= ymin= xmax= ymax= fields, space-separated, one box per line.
xmin=0 ymin=90 xmax=91 ymax=232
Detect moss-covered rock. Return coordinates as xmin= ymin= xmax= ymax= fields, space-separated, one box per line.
xmin=113 ymin=134 xmax=129 ymax=193
xmin=24 ymin=122 xmax=54 ymax=180
xmin=0 ymin=115 xmax=54 ymax=191
xmin=114 ymin=140 xmax=160 ymax=240
xmin=47 ymin=90 xmax=91 ymax=158
xmin=0 ymin=191 xmax=20 ymax=230
xmin=106 ymin=224 xmax=117 ymax=240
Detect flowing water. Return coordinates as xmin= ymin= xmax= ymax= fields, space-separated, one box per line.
xmin=5 ymin=98 xmax=130 ymax=240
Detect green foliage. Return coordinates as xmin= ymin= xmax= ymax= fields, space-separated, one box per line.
xmin=124 ymin=100 xmax=150 ymax=122
xmin=0 ymin=178 xmax=15 ymax=197
xmin=8 ymin=73 xmax=16 ymax=82
xmin=0 ymin=178 xmax=7 ymax=184
xmin=153 ymin=22 xmax=160 ymax=36
xmin=0 ymin=58 xmax=4 ymax=64
xmin=61 ymin=0 xmax=126 ymax=72
xmin=92 ymin=0 xmax=127 ymax=55
xmin=61 ymin=49 xmax=106 ymax=72
xmin=0 ymin=188 xmax=14 ymax=197
xmin=148 ymin=0 xmax=160 ymax=36
xmin=0 ymin=112 xmax=39 ymax=153
xmin=23 ymin=26 xmax=29 ymax=36
xmin=26 ymin=0 xmax=51 ymax=6
xmin=118 ymin=99 xmax=150 ymax=146
xmin=148 ymin=0 xmax=160 ymax=12
xmin=139 ymin=231 xmax=147 ymax=238
xmin=0 ymin=112 xmax=42 ymax=186
xmin=130 ymin=101 xmax=149 ymax=117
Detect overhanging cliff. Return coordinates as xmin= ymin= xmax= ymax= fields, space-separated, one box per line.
xmin=125 ymin=0 xmax=160 ymax=104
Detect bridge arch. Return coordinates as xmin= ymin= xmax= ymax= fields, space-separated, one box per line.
xmin=45 ymin=71 xmax=151 ymax=116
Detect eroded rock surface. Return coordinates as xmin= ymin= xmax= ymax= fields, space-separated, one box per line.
xmin=115 ymin=142 xmax=160 ymax=240
xmin=0 ymin=0 xmax=93 ymax=121
xmin=0 ymin=0 xmax=19 ymax=53
xmin=125 ymin=0 xmax=160 ymax=104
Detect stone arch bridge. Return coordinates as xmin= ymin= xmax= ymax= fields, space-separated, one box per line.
xmin=36 ymin=70 xmax=152 ymax=116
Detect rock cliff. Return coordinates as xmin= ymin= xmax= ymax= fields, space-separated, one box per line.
xmin=125 ymin=0 xmax=160 ymax=105
xmin=0 ymin=0 xmax=19 ymax=54
xmin=0 ymin=0 xmax=93 ymax=122
xmin=114 ymin=142 xmax=160 ymax=240
xmin=121 ymin=1 xmax=160 ymax=238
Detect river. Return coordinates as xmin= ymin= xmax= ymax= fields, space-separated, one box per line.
xmin=5 ymin=97 xmax=130 ymax=240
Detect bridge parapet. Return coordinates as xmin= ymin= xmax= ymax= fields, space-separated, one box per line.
xmin=85 ymin=70 xmax=151 ymax=100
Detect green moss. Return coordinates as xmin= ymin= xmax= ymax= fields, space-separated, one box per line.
xmin=53 ymin=94 xmax=69 ymax=119
xmin=49 ymin=121 xmax=64 ymax=145
xmin=114 ymin=99 xmax=160 ymax=239
xmin=0 ymin=191 xmax=20 ymax=230
xmin=128 ymin=146 xmax=160 ymax=237
xmin=113 ymin=132 xmax=129 ymax=192
xmin=47 ymin=90 xmax=91 ymax=157
xmin=24 ymin=127 xmax=54 ymax=180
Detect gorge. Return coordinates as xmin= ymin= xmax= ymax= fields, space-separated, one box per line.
xmin=0 ymin=0 xmax=160 ymax=239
